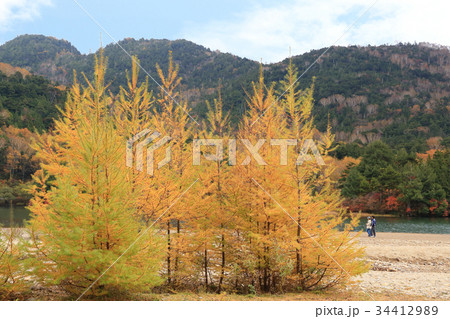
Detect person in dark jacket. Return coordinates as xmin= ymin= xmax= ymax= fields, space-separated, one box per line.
xmin=366 ymin=217 xmax=372 ymax=237
xmin=371 ymin=216 xmax=376 ymax=237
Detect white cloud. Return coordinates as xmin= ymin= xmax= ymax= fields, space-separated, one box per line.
xmin=183 ymin=0 xmax=450 ymax=63
xmin=0 ymin=0 xmax=52 ymax=31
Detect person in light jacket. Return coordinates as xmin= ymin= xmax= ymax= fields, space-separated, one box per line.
xmin=371 ymin=216 xmax=377 ymax=237
xmin=366 ymin=216 xmax=372 ymax=237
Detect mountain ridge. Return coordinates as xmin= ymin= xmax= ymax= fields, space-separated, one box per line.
xmin=0 ymin=34 xmax=449 ymax=152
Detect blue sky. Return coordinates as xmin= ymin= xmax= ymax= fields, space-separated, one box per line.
xmin=0 ymin=1 xmax=255 ymax=52
xmin=1 ymin=0 xmax=449 ymax=63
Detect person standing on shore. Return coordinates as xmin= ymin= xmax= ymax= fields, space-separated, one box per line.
xmin=366 ymin=216 xmax=372 ymax=237
xmin=371 ymin=216 xmax=377 ymax=237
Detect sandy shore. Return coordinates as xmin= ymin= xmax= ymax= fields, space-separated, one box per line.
xmin=2 ymin=228 xmax=449 ymax=300
xmin=356 ymin=232 xmax=450 ymax=300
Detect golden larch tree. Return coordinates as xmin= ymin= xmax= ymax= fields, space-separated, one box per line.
xmin=26 ymin=54 xmax=163 ymax=297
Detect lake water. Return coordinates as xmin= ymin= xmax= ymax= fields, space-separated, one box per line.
xmin=0 ymin=206 xmax=31 ymax=227
xmin=1 ymin=206 xmax=449 ymax=234
xmin=353 ymin=216 xmax=450 ymax=234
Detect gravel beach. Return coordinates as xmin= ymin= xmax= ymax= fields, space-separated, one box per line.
xmin=356 ymin=232 xmax=450 ymax=300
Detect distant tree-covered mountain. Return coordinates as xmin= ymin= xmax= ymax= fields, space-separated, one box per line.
xmin=0 ymin=65 xmax=66 ymax=131
xmin=0 ymin=34 xmax=449 ymax=152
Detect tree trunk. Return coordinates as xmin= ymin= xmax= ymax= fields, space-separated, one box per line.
xmin=204 ymin=246 xmax=208 ymax=290
xmin=218 ymin=233 xmax=225 ymax=293
xmin=167 ymin=221 xmax=171 ymax=285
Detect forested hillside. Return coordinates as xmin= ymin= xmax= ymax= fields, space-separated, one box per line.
xmin=270 ymin=44 xmax=450 ymax=152
xmin=1 ymin=35 xmax=449 ymax=153
xmin=0 ymin=35 xmax=449 ymax=217
xmin=0 ymin=68 xmax=65 ymax=131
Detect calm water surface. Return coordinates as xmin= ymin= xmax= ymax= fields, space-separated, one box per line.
xmin=1 ymin=206 xmax=449 ymax=234
xmin=0 ymin=206 xmax=31 ymax=227
xmin=353 ymin=216 xmax=450 ymax=234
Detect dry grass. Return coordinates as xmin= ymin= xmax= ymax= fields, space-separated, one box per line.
xmin=21 ymin=285 xmax=436 ymax=301
xmin=134 ymin=290 xmax=436 ymax=301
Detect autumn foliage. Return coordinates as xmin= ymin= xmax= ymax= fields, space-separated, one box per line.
xmin=1 ymin=52 xmax=368 ymax=299
xmin=26 ymin=54 xmax=163 ymax=297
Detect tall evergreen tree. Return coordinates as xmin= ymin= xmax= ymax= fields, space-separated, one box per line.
xmin=151 ymin=52 xmax=197 ymax=286
xmin=277 ymin=60 xmax=367 ymax=290
xmin=27 ymin=54 xmax=163 ymax=297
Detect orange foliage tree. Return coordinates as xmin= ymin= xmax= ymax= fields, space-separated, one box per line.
xmin=26 ymin=54 xmax=163 ymax=297
xmin=17 ymin=53 xmax=368 ymax=298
